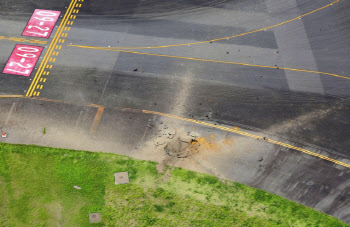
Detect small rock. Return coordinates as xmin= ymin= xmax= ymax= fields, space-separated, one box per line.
xmin=133 ymin=68 xmax=138 ymax=71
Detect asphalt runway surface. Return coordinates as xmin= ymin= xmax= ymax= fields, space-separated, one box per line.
xmin=1 ymin=0 xmax=350 ymax=222
xmin=1 ymin=0 xmax=350 ymax=154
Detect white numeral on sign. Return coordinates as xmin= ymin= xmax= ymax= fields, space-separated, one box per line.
xmin=25 ymin=31 xmax=49 ymax=36
xmin=28 ymin=25 xmax=50 ymax=31
xmin=18 ymin=47 xmax=40 ymax=52
xmin=6 ymin=69 xmax=30 ymax=75
xmin=33 ymin=17 xmax=54 ymax=21
xmin=36 ymin=11 xmax=58 ymax=17
xmin=9 ymin=62 xmax=32 ymax=68
xmin=16 ymin=53 xmax=37 ymax=58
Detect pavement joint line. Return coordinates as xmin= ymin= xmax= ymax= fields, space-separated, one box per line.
xmin=0 ymin=36 xmax=47 ymax=45
xmin=68 ymin=45 xmax=350 ymax=80
xmin=80 ymin=0 xmax=338 ymax=50
xmin=1 ymin=95 xmax=346 ymax=169
xmin=26 ymin=0 xmax=78 ymax=97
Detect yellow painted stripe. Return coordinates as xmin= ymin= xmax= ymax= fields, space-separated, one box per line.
xmin=89 ymin=106 xmax=104 ymax=133
xmin=0 ymin=36 xmax=47 ymax=45
xmin=19 ymin=96 xmax=350 ymax=168
xmin=0 ymin=95 xmax=24 ymax=98
xmin=69 ymin=45 xmax=350 ymax=80
xmin=141 ymin=109 xmax=350 ymax=168
xmin=26 ymin=0 xmax=77 ymax=97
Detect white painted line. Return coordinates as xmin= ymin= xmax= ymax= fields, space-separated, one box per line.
xmin=75 ymin=110 xmax=83 ymax=128
xmin=5 ymin=102 xmax=16 ymax=126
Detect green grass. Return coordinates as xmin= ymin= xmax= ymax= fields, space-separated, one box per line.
xmin=0 ymin=143 xmax=347 ymax=226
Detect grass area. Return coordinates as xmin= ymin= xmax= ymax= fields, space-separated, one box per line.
xmin=0 ymin=143 xmax=348 ymax=226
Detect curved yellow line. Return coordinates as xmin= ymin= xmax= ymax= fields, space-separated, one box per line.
xmin=102 ymin=0 xmax=339 ymax=50
xmin=68 ymin=44 xmax=350 ymax=80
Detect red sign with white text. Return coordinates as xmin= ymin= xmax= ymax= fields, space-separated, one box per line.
xmin=22 ymin=9 xmax=61 ymax=38
xmin=2 ymin=44 xmax=43 ymax=77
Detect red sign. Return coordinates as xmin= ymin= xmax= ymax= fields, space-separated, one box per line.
xmin=22 ymin=9 xmax=61 ymax=38
xmin=2 ymin=44 xmax=44 ymax=77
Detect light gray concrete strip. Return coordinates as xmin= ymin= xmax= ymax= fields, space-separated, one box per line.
xmin=266 ymin=0 xmax=324 ymax=94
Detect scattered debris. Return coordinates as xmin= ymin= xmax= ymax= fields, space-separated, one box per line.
xmin=163 ymin=169 xmax=172 ymax=182
xmin=73 ymin=185 xmax=82 ymax=190
xmin=2 ymin=132 xmax=7 ymax=138
xmin=114 ymin=172 xmax=129 ymax=185
xmin=164 ymin=137 xmax=199 ymax=158
xmin=168 ymin=133 xmax=175 ymax=139
xmin=155 ymin=141 xmax=165 ymax=147
xmin=89 ymin=213 xmax=101 ymax=223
